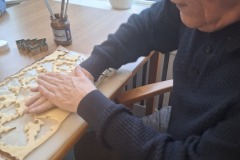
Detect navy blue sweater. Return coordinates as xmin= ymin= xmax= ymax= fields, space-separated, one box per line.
xmin=79 ymin=0 xmax=240 ymax=159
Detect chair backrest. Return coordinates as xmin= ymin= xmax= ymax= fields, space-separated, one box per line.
xmin=115 ymin=51 xmax=175 ymax=115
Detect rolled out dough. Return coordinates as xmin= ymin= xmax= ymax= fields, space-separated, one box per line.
xmin=0 ymin=47 xmax=88 ymax=160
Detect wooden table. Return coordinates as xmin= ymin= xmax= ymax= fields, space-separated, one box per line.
xmin=0 ymin=0 xmax=135 ymax=159
xmin=0 ymin=0 xmax=131 ymax=82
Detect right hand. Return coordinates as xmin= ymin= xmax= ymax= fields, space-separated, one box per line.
xmin=25 ymin=66 xmax=95 ymax=114
xmin=74 ymin=66 xmax=95 ymax=82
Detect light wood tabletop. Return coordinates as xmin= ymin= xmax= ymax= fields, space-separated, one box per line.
xmin=0 ymin=0 xmax=131 ymax=82
xmin=0 ymin=0 xmax=135 ymax=159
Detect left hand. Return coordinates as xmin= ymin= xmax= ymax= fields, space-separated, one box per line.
xmin=33 ymin=66 xmax=97 ymax=113
xmin=25 ymin=92 xmax=55 ymax=114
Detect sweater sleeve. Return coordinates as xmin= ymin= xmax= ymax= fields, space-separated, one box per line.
xmin=80 ymin=0 xmax=180 ymax=80
xmin=78 ymin=90 xmax=240 ymax=160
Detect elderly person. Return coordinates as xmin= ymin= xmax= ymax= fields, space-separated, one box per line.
xmin=26 ymin=0 xmax=240 ymax=159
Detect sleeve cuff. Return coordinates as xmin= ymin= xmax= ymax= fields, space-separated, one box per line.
xmin=77 ymin=90 xmax=115 ymax=130
xmin=77 ymin=90 xmax=131 ymax=135
xmin=80 ymin=53 xmax=110 ymax=81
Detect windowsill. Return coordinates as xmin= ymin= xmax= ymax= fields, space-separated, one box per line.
xmin=6 ymin=0 xmax=27 ymax=4
xmin=54 ymin=0 xmax=155 ymax=14
xmin=6 ymin=0 xmax=155 ymax=12
xmin=6 ymin=0 xmax=29 ymax=8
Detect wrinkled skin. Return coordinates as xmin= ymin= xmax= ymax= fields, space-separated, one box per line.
xmin=171 ymin=0 xmax=240 ymax=32
xmin=25 ymin=66 xmax=96 ymax=114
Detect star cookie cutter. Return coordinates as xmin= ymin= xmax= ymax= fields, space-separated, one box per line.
xmin=16 ymin=38 xmax=48 ymax=54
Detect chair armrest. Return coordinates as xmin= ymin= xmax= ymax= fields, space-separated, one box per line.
xmin=115 ymin=79 xmax=173 ymax=106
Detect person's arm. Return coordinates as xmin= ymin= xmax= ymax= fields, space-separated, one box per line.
xmin=30 ymin=50 xmax=240 ymax=159
xmin=78 ymin=90 xmax=240 ymax=160
xmin=25 ymin=0 xmax=180 ymax=112
xmin=0 ymin=0 xmax=6 ymax=17
xmin=81 ymin=0 xmax=181 ymax=81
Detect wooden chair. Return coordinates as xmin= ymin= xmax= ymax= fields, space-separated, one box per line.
xmin=115 ymin=51 xmax=174 ymax=115
xmin=115 ymin=79 xmax=173 ymax=114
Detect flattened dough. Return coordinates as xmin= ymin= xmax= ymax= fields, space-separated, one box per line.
xmin=0 ymin=47 xmax=87 ymax=160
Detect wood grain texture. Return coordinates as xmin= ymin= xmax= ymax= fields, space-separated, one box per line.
xmin=0 ymin=0 xmax=131 ymax=82
xmin=115 ymin=79 xmax=173 ymax=107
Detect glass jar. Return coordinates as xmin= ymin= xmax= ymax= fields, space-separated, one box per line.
xmin=50 ymin=14 xmax=72 ymax=46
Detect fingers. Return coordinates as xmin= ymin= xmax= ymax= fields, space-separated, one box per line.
xmin=74 ymin=66 xmax=84 ymax=77
xmin=28 ymin=96 xmax=48 ymax=108
xmin=25 ymin=70 xmax=91 ymax=114
xmin=30 ymin=86 xmax=39 ymax=92
xmin=25 ymin=92 xmax=41 ymax=106
xmin=25 ymin=94 xmax=55 ymax=114
xmin=37 ymin=77 xmax=58 ymax=96
xmin=38 ymin=85 xmax=55 ymax=100
xmin=28 ymin=100 xmax=55 ymax=114
xmin=38 ymin=73 xmax=63 ymax=86
xmin=37 ymin=73 xmax=74 ymax=98
xmin=25 ymin=72 xmax=67 ymax=115
xmin=75 ymin=66 xmax=95 ymax=82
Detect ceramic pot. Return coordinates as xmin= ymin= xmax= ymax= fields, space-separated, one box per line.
xmin=109 ymin=0 xmax=134 ymax=10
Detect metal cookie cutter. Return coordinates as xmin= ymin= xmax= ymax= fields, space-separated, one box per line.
xmin=16 ymin=38 xmax=48 ymax=54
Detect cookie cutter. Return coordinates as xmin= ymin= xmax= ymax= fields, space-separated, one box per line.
xmin=16 ymin=38 xmax=48 ymax=54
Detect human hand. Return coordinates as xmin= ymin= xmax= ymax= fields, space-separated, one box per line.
xmin=72 ymin=66 xmax=95 ymax=83
xmin=33 ymin=66 xmax=97 ymax=113
xmin=25 ymin=91 xmax=55 ymax=114
xmin=25 ymin=66 xmax=95 ymax=114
